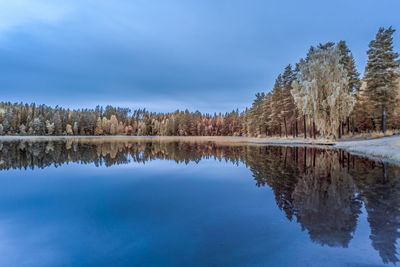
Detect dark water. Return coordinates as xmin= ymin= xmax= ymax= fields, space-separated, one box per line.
xmin=0 ymin=139 xmax=399 ymax=266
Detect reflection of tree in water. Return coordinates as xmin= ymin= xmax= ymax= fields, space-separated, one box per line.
xmin=244 ymin=146 xmax=299 ymax=221
xmin=351 ymin=159 xmax=400 ymax=264
xmin=0 ymin=140 xmax=246 ymax=170
xmin=243 ymin=147 xmax=362 ymax=248
xmin=0 ymin=140 xmax=400 ymax=264
xmin=291 ymin=150 xmax=361 ymax=248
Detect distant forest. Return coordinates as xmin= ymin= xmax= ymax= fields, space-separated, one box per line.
xmin=1 ymin=27 xmax=399 ymax=139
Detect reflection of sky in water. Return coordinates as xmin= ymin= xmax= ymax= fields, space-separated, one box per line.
xmin=0 ymin=159 xmax=395 ymax=266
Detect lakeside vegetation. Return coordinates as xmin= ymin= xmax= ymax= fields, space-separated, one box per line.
xmin=0 ymin=27 xmax=399 ymax=139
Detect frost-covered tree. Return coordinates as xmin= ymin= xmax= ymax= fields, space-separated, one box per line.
xmin=19 ymin=124 xmax=26 ymax=135
xmin=32 ymin=118 xmax=43 ymax=135
xmin=362 ymin=27 xmax=399 ymax=133
xmin=46 ymin=120 xmax=55 ymax=135
xmin=292 ymin=45 xmax=355 ymax=138
xmin=318 ymin=41 xmax=360 ymax=134
xmin=73 ymin=121 xmax=79 ymax=135
xmin=318 ymin=41 xmax=360 ymax=94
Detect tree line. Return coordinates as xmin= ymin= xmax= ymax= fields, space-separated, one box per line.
xmin=0 ymin=26 xmax=399 ymax=138
xmin=0 ymin=103 xmax=244 ymax=136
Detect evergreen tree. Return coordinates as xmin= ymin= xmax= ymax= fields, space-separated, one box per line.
xmin=281 ymin=65 xmax=297 ymax=137
xmin=337 ymin=41 xmax=361 ymax=93
xmin=270 ymin=75 xmax=284 ymax=136
xmin=363 ymin=27 xmax=399 ymax=133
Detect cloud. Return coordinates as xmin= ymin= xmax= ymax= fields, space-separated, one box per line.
xmin=0 ymin=0 xmax=399 ymax=113
xmin=0 ymin=0 xmax=71 ymax=37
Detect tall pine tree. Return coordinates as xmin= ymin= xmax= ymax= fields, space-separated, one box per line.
xmin=281 ymin=65 xmax=297 ymax=137
xmin=270 ymin=75 xmax=284 ymax=136
xmin=363 ymin=27 xmax=399 ymax=133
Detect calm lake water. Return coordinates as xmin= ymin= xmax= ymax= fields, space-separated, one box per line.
xmin=0 ymin=139 xmax=399 ymax=266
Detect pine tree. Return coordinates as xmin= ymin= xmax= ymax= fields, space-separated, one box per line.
xmin=262 ymin=93 xmax=273 ymax=136
xmin=363 ymin=27 xmax=399 ymax=133
xmin=270 ymin=75 xmax=284 ymax=136
xmin=281 ymin=65 xmax=297 ymax=138
xmin=337 ymin=41 xmax=361 ymax=94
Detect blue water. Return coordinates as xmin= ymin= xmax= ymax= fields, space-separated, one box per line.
xmin=0 ymin=141 xmax=398 ymax=266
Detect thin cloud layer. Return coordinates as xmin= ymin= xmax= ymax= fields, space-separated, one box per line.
xmin=0 ymin=0 xmax=399 ymax=113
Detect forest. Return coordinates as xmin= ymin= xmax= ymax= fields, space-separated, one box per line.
xmin=0 ymin=27 xmax=399 ymax=139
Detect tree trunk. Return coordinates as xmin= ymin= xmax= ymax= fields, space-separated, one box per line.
xmin=304 ymin=115 xmax=306 ymax=139
xmin=352 ymin=118 xmax=355 ymax=136
xmin=295 ymin=120 xmax=298 ymax=137
xmin=347 ymin=117 xmax=350 ymax=134
xmin=382 ymin=105 xmax=386 ymax=134
xmin=341 ymin=121 xmax=344 ymax=136
xmin=284 ymin=117 xmax=287 ymax=138
xmin=312 ymin=119 xmax=316 ymax=139
xmin=292 ymin=123 xmax=295 ymax=138
xmin=279 ymin=124 xmax=281 ymax=137
xmin=338 ymin=123 xmax=341 ymax=139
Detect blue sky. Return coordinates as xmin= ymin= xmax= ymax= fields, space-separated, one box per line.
xmin=0 ymin=0 xmax=399 ymax=113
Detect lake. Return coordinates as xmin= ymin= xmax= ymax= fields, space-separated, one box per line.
xmin=0 ymin=139 xmax=399 ymax=266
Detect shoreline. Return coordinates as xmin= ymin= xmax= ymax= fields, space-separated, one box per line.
xmin=0 ymin=135 xmax=335 ymax=145
xmin=335 ymin=136 xmax=400 ymax=167
xmin=1 ymin=135 xmax=399 ymax=166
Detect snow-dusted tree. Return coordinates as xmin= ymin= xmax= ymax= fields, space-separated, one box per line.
xmin=291 ymin=45 xmax=355 ymax=138
xmin=19 ymin=124 xmax=26 ymax=135
xmin=318 ymin=41 xmax=360 ymax=134
xmin=318 ymin=41 xmax=361 ymax=94
xmin=32 ymin=118 xmax=43 ymax=135
xmin=362 ymin=27 xmax=399 ymax=133
xmin=73 ymin=121 xmax=79 ymax=135
xmin=46 ymin=120 xmax=55 ymax=135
